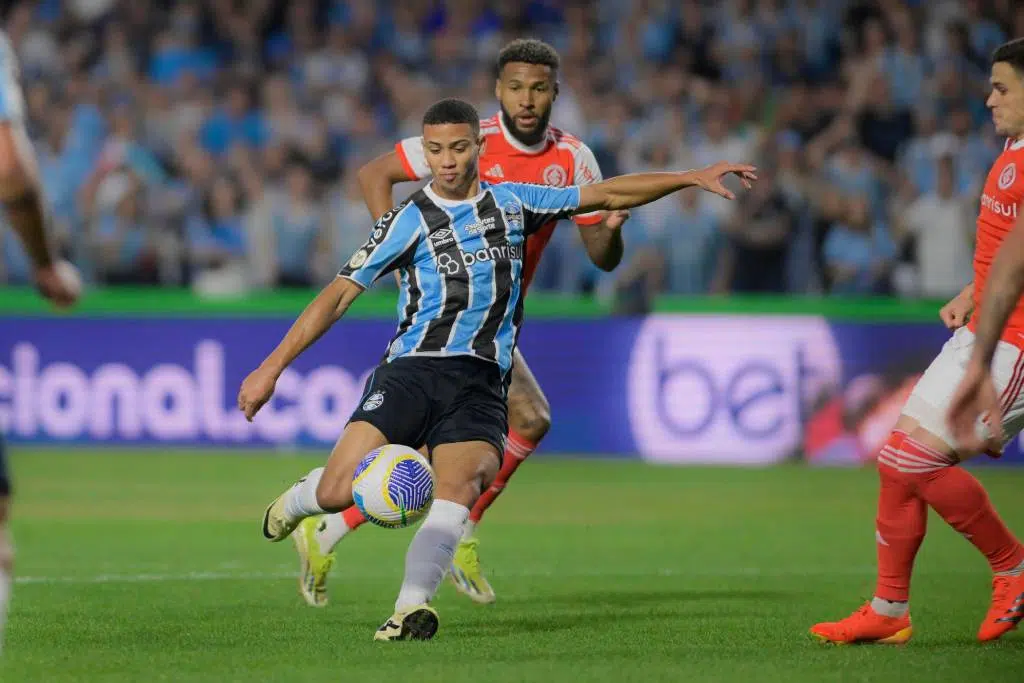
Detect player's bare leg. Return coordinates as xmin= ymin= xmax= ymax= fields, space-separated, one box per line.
xmin=469 ymin=347 xmax=551 ymax=531
xmin=310 ymin=443 xmax=430 ymax=546
xmin=293 ymin=439 xmax=430 ymax=606
xmin=262 ymin=421 xmax=388 ymax=542
xmin=811 ymin=413 xmax=1024 ymax=644
xmin=307 ymin=349 xmax=549 ymax=606
xmin=449 ymin=348 xmax=549 ymax=604
xmin=376 ymin=440 xmax=500 ymax=642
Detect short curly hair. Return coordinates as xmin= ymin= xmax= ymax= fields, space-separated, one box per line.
xmin=422 ymin=98 xmax=480 ymax=135
xmin=497 ymin=39 xmax=560 ymax=74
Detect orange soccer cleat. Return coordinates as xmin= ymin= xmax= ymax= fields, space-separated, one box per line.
xmin=978 ymin=573 xmax=1024 ymax=642
xmin=810 ymin=603 xmax=913 ymax=645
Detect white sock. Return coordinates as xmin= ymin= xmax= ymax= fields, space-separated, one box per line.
xmin=316 ymin=512 xmax=352 ymax=554
xmin=871 ymin=596 xmax=909 ymax=618
xmin=0 ymin=563 xmax=10 ymax=655
xmin=395 ymin=499 xmax=469 ymax=612
xmin=461 ymin=519 xmax=477 ymax=541
xmin=283 ymin=467 xmax=326 ymax=520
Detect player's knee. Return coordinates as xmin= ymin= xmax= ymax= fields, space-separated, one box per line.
xmin=435 ymin=454 xmax=499 ymax=508
xmin=478 ymin=450 xmax=500 ymax=490
xmin=434 ymin=477 xmax=482 ymax=509
xmin=314 ymin=469 xmax=352 ymax=511
xmin=508 ymin=392 xmax=551 ymax=442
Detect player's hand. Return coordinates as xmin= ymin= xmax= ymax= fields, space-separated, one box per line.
xmin=238 ymin=366 xmax=279 ymax=422
xmin=692 ymin=162 xmax=758 ymax=200
xmin=604 ymin=209 xmax=630 ymax=230
xmin=939 ymin=291 xmax=974 ymax=330
xmin=947 ymin=359 xmax=1003 ymax=454
xmin=34 ymin=259 xmax=81 ymax=309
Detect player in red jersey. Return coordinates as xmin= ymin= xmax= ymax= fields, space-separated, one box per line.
xmin=811 ymin=38 xmax=1024 ymax=645
xmin=291 ymin=39 xmax=630 ymax=607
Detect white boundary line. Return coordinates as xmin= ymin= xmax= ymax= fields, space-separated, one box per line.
xmin=12 ymin=564 xmax=980 ymax=586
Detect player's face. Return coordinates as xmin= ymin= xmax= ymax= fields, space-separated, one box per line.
xmin=422 ymin=123 xmax=482 ymax=198
xmin=496 ymin=62 xmax=557 ymax=146
xmin=987 ymin=62 xmax=1024 ymax=138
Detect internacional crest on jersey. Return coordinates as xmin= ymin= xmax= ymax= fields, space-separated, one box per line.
xmin=337 ymin=181 xmax=582 ymax=376
xmin=395 ymin=113 xmax=605 ymax=289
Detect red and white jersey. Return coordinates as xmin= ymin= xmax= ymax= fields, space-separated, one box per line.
xmin=395 ymin=113 xmax=604 ymax=290
xmin=969 ymin=136 xmax=1024 ymax=348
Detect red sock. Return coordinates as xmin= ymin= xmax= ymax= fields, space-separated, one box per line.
xmin=341 ymin=505 xmax=367 ymax=530
xmin=874 ymin=431 xmax=927 ymax=602
xmin=468 ymin=430 xmax=537 ymax=524
xmin=919 ymin=464 xmax=1024 ymax=574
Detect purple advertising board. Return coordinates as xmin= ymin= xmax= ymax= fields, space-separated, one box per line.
xmin=1 ymin=315 xmax=1020 ymax=465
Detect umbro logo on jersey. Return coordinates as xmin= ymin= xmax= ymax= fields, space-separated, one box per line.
xmin=485 ymin=164 xmax=505 ymax=178
xmin=430 ymin=228 xmax=456 ymax=247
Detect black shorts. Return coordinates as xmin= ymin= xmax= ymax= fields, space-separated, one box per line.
xmin=0 ymin=435 xmax=9 ymax=497
xmin=348 ymin=355 xmax=509 ymax=455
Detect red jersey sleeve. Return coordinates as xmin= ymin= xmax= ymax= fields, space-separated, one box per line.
xmin=570 ymin=141 xmax=604 ymax=226
xmin=395 ymin=137 xmax=431 ymax=181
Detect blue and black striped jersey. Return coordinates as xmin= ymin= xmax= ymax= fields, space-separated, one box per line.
xmin=338 ymin=181 xmax=581 ymax=376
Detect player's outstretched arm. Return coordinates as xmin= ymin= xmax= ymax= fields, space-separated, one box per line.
xmin=238 ymin=277 xmax=363 ymax=421
xmin=357 ymin=151 xmax=416 ymax=222
xmin=576 ymin=161 xmax=757 ymax=213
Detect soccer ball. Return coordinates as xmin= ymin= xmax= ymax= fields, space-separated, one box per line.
xmin=352 ymin=445 xmax=435 ymax=528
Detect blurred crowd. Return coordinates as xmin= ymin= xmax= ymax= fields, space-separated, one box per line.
xmin=0 ymin=0 xmax=1018 ymax=301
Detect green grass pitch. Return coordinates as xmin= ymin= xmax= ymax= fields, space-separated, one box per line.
xmin=3 ymin=449 xmax=1023 ymax=682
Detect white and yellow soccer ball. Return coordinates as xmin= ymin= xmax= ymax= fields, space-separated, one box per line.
xmin=352 ymin=445 xmax=435 ymax=528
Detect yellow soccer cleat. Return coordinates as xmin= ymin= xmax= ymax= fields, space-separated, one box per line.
xmin=261 ymin=490 xmax=300 ymax=542
xmin=374 ymin=604 xmax=439 ymax=642
xmin=448 ymin=537 xmax=496 ymax=604
xmin=293 ymin=516 xmax=335 ymax=607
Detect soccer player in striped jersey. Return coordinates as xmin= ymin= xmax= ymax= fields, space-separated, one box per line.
xmin=811 ymin=38 xmax=1024 ymax=645
xmin=294 ymin=38 xmax=631 ymax=608
xmin=242 ymin=98 xmax=755 ymax=640
xmin=0 ymin=29 xmax=80 ymax=654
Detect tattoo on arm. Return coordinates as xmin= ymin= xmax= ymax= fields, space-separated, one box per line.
xmin=4 ymin=188 xmax=54 ymax=269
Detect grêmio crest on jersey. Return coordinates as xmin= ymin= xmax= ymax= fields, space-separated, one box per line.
xmin=502 ymin=200 xmax=523 ymax=230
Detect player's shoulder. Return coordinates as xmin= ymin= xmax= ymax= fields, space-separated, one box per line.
xmin=549 ymin=126 xmax=599 ymax=169
xmin=993 ymin=138 xmax=1024 ymax=193
xmin=488 ymin=180 xmax=527 ymax=198
xmin=548 ymin=125 xmax=586 ymax=151
xmin=489 ymin=180 xmax=543 ymax=200
xmin=480 ymin=114 xmax=501 ymax=138
xmin=1002 ymin=137 xmax=1024 ymax=162
xmin=377 ymin=196 xmax=422 ymax=228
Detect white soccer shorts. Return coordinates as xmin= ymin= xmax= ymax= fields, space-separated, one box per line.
xmin=902 ymin=326 xmax=1024 ymax=452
